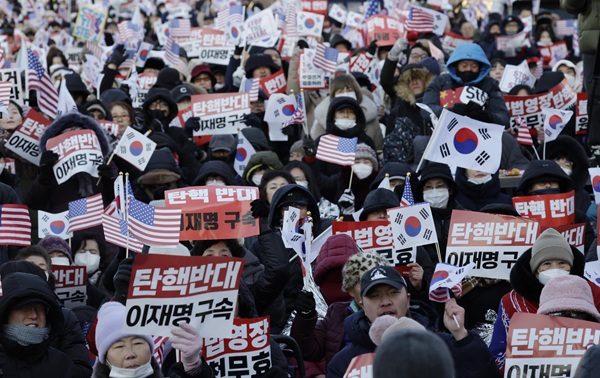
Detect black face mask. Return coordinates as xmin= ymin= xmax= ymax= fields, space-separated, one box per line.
xmin=457 ymin=70 xmax=479 ymax=84
xmin=150 ymin=109 xmax=168 ymax=123
xmin=529 ymin=188 xmax=561 ymax=196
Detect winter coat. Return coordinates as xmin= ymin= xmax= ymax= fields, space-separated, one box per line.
xmin=575 ymin=343 xmax=600 ymax=377
xmin=310 ymin=92 xmax=383 ymax=151
xmin=454 ymin=168 xmax=513 ymax=211
xmin=489 ymin=247 xmax=600 ymax=370
xmin=327 ymin=310 xmax=501 ymax=378
xmin=53 ymin=308 xmax=95 ymax=378
xmin=422 ymin=43 xmax=510 ymax=128
xmin=0 ymin=273 xmax=76 ymax=377
xmin=92 ymin=356 xmax=214 ymax=378
xmin=26 ymin=113 xmax=112 ymax=213
xmin=560 ymin=0 xmax=600 ymax=55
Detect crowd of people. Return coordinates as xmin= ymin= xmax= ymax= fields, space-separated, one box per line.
xmin=0 ymin=0 xmax=599 ymax=376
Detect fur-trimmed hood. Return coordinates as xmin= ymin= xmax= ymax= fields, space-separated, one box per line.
xmin=39 ymin=113 xmax=110 ymax=156
xmin=394 ymin=66 xmax=436 ymax=105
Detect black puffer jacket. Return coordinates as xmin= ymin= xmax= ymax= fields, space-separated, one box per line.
xmin=0 ymin=273 xmax=76 ymax=377
xmin=454 ymin=168 xmax=512 ymax=211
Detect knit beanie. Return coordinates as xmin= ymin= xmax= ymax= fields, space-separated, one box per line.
xmin=360 ymin=188 xmax=400 ymax=221
xmin=289 ymin=140 xmax=304 ymax=155
xmin=369 ymin=315 xmax=425 ymax=346
xmin=529 ymin=228 xmax=574 ymax=272
xmin=38 ymin=235 xmax=72 ymax=261
xmin=537 ymin=275 xmax=600 ymax=322
xmin=355 ymin=143 xmax=378 ymax=170
xmin=96 ymin=302 xmax=154 ymax=364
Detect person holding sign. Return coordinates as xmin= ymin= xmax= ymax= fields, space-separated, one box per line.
xmin=93 ymin=301 xmax=213 ymax=378
xmin=489 ymin=228 xmax=600 ymax=371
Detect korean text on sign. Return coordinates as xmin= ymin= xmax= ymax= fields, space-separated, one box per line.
xmin=191 ymin=93 xmax=250 ymax=135
xmin=52 ymin=265 xmax=87 ymax=309
xmin=46 ymin=130 xmax=103 ymax=184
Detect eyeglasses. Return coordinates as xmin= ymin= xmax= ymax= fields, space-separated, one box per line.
xmin=18 ymin=304 xmax=49 ymax=315
xmin=112 ymin=113 xmax=130 ymax=120
xmin=410 ymin=53 xmax=429 ymax=61
xmin=150 ymin=101 xmax=169 ymax=110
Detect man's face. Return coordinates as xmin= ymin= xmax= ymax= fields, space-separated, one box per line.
xmin=505 ymin=21 xmax=519 ymax=35
xmin=8 ymin=302 xmax=48 ymax=328
xmin=362 ymin=284 xmax=410 ymax=322
xmin=457 ymin=59 xmax=480 ymax=73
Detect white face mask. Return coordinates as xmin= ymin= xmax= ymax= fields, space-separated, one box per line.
xmin=423 ymin=188 xmax=449 ymax=208
xmin=467 ymin=174 xmax=492 ymax=185
xmin=206 ymin=179 xmax=226 ymax=186
xmin=336 ymin=91 xmax=357 ymax=100
xmin=562 ymin=167 xmax=572 ymax=176
xmin=538 ymin=268 xmax=569 ymax=285
xmin=74 ymin=252 xmax=101 ymax=275
xmin=335 ymin=118 xmax=357 ymax=130
xmin=251 ymin=174 xmax=262 ymax=186
xmin=539 ymin=37 xmax=552 ymax=46
xmin=214 ymin=83 xmax=225 ymax=91
xmin=296 ymin=180 xmax=309 ymax=189
xmin=108 ymin=359 xmax=154 ymax=378
xmin=51 ymin=256 xmax=71 ymax=266
xmin=353 ymin=163 xmax=373 ymax=180
xmin=565 ymin=74 xmax=577 ymax=90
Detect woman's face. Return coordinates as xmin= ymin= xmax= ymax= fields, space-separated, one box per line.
xmin=3 ymin=103 xmax=23 ymax=131
xmin=202 ymin=241 xmax=232 ymax=257
xmin=289 ymin=167 xmax=306 ymax=183
xmin=76 ymin=239 xmax=100 ymax=256
xmin=266 ymin=176 xmax=290 ymax=203
xmin=110 ymin=105 xmax=130 ymax=135
xmin=106 ymin=336 xmax=151 ymax=369
xmin=490 ymin=63 xmax=505 ymax=82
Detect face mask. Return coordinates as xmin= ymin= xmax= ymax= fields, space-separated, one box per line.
xmin=539 ymin=37 xmax=552 ymax=46
xmin=149 ymin=109 xmax=168 ymax=123
xmin=565 ymin=74 xmax=576 ymax=90
xmin=206 ymin=179 xmax=226 ymax=186
xmin=214 ymin=83 xmax=225 ymax=91
xmin=353 ymin=163 xmax=373 ymax=180
xmin=505 ymin=30 xmax=517 ymax=36
xmin=251 ymin=174 xmax=262 ymax=186
xmin=423 ymin=188 xmax=449 ymax=208
xmin=467 ymin=174 xmax=492 ymax=185
xmin=51 ymin=256 xmax=70 ymax=266
xmin=529 ymin=188 xmax=561 ymax=196
xmin=336 ymin=91 xmax=357 ymax=100
xmin=562 ymin=167 xmax=572 ymax=176
xmin=457 ymin=70 xmax=479 ymax=84
xmin=74 ymin=252 xmax=101 ymax=275
xmin=538 ymin=268 xmax=569 ymax=285
xmin=335 ymin=118 xmax=357 ymax=130
xmin=296 ymin=180 xmax=309 ymax=189
xmin=108 ymin=359 xmax=154 ymax=378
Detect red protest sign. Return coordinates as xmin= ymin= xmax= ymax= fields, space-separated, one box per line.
xmin=191 ymin=93 xmax=250 ymax=135
xmin=5 ymin=108 xmax=50 ymax=166
xmin=125 ymin=254 xmax=244 ymax=337
xmin=555 ymin=223 xmax=586 ymax=253
xmin=350 ymin=53 xmax=373 ymax=74
xmin=46 ymin=130 xmax=103 ymax=184
xmin=366 ymin=15 xmax=401 ymax=47
xmin=52 ymin=265 xmax=87 ymax=309
xmin=97 ymin=120 xmax=120 ymax=137
xmin=513 ymin=191 xmax=576 ymax=229
xmin=576 ymin=92 xmax=588 ymax=135
xmin=301 ymin=0 xmax=328 ymax=15
xmin=505 ymin=313 xmax=600 ymax=376
xmin=442 ymin=31 xmax=473 ymax=54
xmin=165 ymin=186 xmax=259 ymax=240
xmin=259 ymin=70 xmax=287 ymax=98
xmin=203 ymin=317 xmax=272 ymax=377
xmin=343 ymin=353 xmax=374 ymax=378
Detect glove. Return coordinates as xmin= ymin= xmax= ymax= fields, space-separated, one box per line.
xmin=466 ymin=101 xmax=484 ymax=113
xmin=295 ymin=290 xmax=316 ymax=317
xmin=243 ymin=113 xmax=262 ymax=128
xmin=470 ymin=110 xmax=494 ymax=123
xmin=338 ymin=189 xmax=355 ymax=215
xmin=97 ymin=163 xmax=117 ymax=180
xmin=232 ymin=66 xmax=246 ymax=88
xmin=184 ymin=116 xmax=201 ymax=137
xmin=451 ymin=103 xmax=469 ymax=116
xmin=367 ymin=40 xmax=378 ymax=57
xmin=303 ymin=137 xmax=316 ymax=157
xmin=113 ymin=256 xmax=135 ymax=305
xmin=234 ymin=45 xmax=244 ymax=56
xmin=107 ymin=44 xmax=127 ymax=68
xmin=39 ymin=150 xmax=59 ymax=185
xmin=170 ymin=323 xmax=203 ymax=372
xmin=387 ymin=37 xmax=408 ymax=61
xmin=251 ymin=199 xmax=270 ymax=219
xmin=297 ymin=39 xmax=310 ymax=49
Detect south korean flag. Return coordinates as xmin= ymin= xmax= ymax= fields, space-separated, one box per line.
xmin=388 ymin=203 xmax=438 ymax=250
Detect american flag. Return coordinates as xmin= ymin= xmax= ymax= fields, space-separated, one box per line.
xmin=429 ymin=263 xmax=465 ymax=303
xmin=86 ymin=41 xmax=105 ymax=60
xmin=228 ymin=5 xmax=244 ymax=24
xmin=26 ymin=47 xmax=59 ymax=119
xmin=314 ymin=43 xmax=339 ymax=73
xmin=316 ymin=135 xmax=357 ymax=166
xmin=128 ymin=197 xmax=182 ymax=247
xmin=215 ymin=7 xmax=229 ymax=30
xmin=276 ymin=12 xmax=286 ymax=32
xmin=283 ymin=92 xmax=306 ymax=127
xmin=68 ymin=194 xmax=104 ymax=232
xmin=241 ymin=77 xmax=260 ymax=102
xmin=0 ymin=204 xmax=31 ymax=246
xmin=516 ymin=117 xmax=533 ymax=146
xmin=164 ymin=38 xmax=181 ymax=67
xmin=102 ymin=208 xmax=144 ymax=253
xmin=406 ymin=6 xmax=435 ymax=33
xmin=153 ymin=336 xmax=172 ymax=366
xmin=0 ymin=81 xmax=10 ymax=117
xmin=365 ymin=0 xmax=380 ymax=19
xmin=0 ymin=48 xmax=5 ymax=69
xmin=118 ymin=21 xmax=142 ymax=42
xmin=169 ymin=18 xmax=191 ymax=38
xmin=285 ymin=2 xmax=298 ymax=37
xmin=400 ymin=178 xmax=414 ymax=207
xmin=555 ymin=19 xmax=576 ymax=37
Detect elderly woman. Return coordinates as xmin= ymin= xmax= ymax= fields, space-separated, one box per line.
xmin=93 ymin=301 xmax=212 ymax=378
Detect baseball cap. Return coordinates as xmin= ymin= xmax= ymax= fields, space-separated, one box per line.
xmin=170 ymin=84 xmax=194 ymax=103
xmin=361 ymin=266 xmax=407 ymax=297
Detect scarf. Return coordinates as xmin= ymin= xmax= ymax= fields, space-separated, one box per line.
xmin=2 ymin=324 xmax=49 ymax=346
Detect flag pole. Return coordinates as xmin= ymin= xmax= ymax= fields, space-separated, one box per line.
xmin=348 ymin=166 xmax=354 ymax=189
xmin=532 ymin=146 xmax=541 ymax=160
xmin=300 ymin=89 xmax=308 ymax=137
xmin=125 ymin=172 xmax=130 ymax=259
xmin=542 ymin=140 xmax=546 ymax=160
xmin=435 ymin=242 xmax=443 ymax=264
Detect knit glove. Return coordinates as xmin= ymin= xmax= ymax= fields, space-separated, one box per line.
xmin=170 ymin=323 xmax=203 ymax=372
xmin=39 ymin=150 xmax=59 ymax=185
xmin=295 ymin=290 xmax=316 ymax=317
xmin=97 ymin=163 xmax=117 ymax=181
xmin=232 ymin=66 xmax=246 ymax=88
xmin=107 ymin=44 xmax=127 ymax=68
xmin=113 ymin=256 xmax=135 ymax=305
xmin=367 ymin=40 xmax=378 ymax=57
xmin=338 ymin=189 xmax=355 ymax=215
xmin=297 ymin=39 xmax=310 ymax=49
xmin=302 ymin=137 xmax=316 ymax=157
xmin=387 ymin=37 xmax=408 ymax=61
xmin=251 ymin=199 xmax=271 ymax=234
